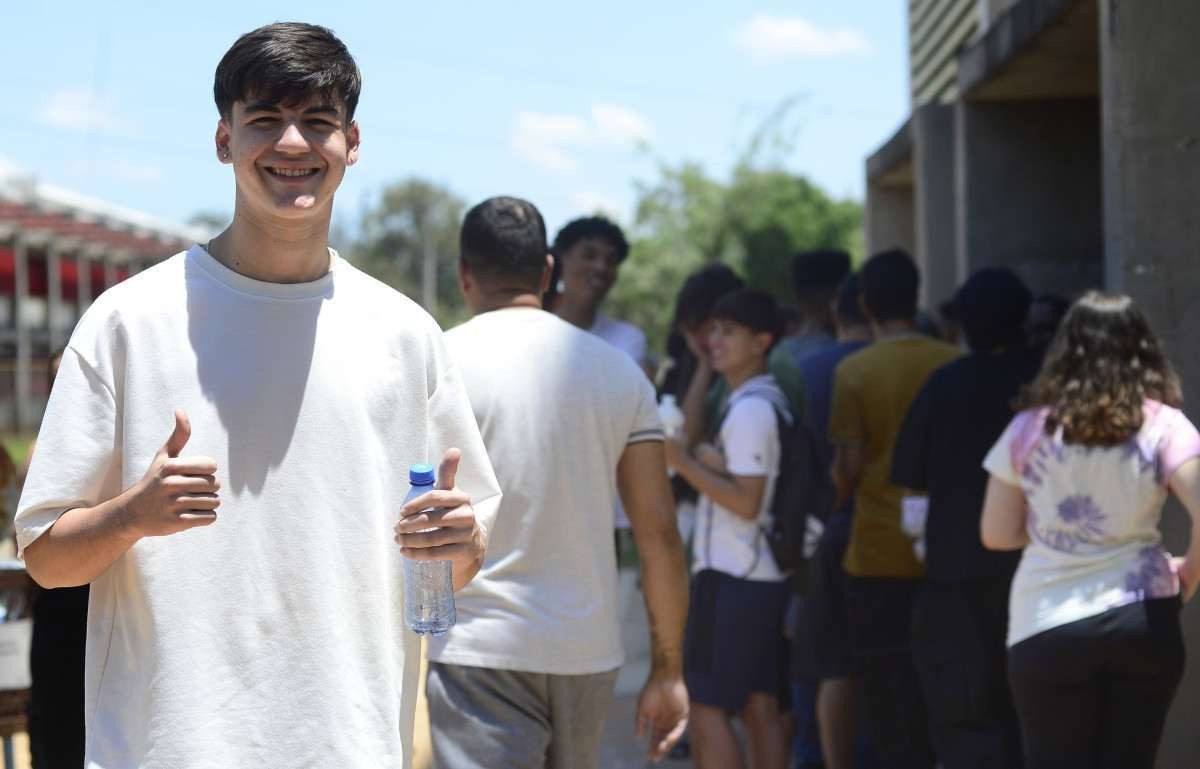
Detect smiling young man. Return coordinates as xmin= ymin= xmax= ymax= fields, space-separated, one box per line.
xmin=665 ymin=288 xmax=793 ymax=769
xmin=14 ymin=23 xmax=500 ymax=769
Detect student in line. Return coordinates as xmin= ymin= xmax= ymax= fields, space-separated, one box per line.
xmin=982 ymin=291 xmax=1200 ymax=769
xmin=666 ymin=289 xmax=793 ymax=769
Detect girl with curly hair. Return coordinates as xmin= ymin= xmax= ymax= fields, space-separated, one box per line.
xmin=980 ymin=291 xmax=1200 ymax=769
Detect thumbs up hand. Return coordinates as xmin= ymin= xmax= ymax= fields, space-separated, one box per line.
xmin=122 ymin=410 xmax=221 ymax=538
xmin=394 ymin=448 xmax=486 ymax=591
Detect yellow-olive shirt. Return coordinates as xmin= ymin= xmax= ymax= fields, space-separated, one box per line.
xmin=829 ymin=334 xmax=961 ymax=578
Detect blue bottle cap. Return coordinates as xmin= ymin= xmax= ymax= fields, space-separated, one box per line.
xmin=409 ymin=463 xmax=436 ymax=485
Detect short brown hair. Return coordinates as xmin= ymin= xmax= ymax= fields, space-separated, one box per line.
xmin=1017 ymin=291 xmax=1181 ymax=446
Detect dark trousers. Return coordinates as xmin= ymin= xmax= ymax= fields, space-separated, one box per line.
xmin=27 ymin=585 xmax=88 ymax=769
xmin=847 ymin=576 xmax=934 ymax=769
xmin=911 ymin=579 xmax=1022 ymax=769
xmin=1007 ymin=597 xmax=1184 ymax=769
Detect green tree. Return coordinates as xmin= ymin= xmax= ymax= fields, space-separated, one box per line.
xmin=346 ymin=178 xmax=468 ymax=329
xmin=607 ymin=161 xmax=862 ymax=355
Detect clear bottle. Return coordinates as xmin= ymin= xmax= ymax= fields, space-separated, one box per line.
xmin=402 ymin=463 xmax=456 ymax=635
xmin=658 ymin=394 xmax=684 ymax=439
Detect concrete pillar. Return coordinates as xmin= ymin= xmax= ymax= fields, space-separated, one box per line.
xmin=954 ymin=98 xmax=1103 ymax=297
xmin=46 ymin=244 xmax=62 ymax=349
xmin=13 ymin=239 xmax=30 ymax=432
xmin=1101 ymin=5 xmax=1200 ymax=766
xmin=913 ymin=103 xmax=959 ymax=308
xmin=865 ymin=183 xmax=916 ymax=258
xmin=77 ymin=253 xmax=92 ymax=315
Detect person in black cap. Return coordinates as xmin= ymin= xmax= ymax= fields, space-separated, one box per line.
xmin=891 ymin=267 xmax=1040 ymax=769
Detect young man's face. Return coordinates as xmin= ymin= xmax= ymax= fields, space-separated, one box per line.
xmin=215 ymin=95 xmax=360 ymax=220
xmin=559 ymin=237 xmax=619 ymax=308
xmin=708 ymin=319 xmax=770 ymax=376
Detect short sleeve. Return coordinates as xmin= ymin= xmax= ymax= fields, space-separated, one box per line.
xmin=721 ymin=398 xmax=777 ymax=478
xmin=426 ymin=355 xmax=503 ymax=541
xmin=1158 ymin=407 xmax=1200 ymax=484
xmin=828 ymin=360 xmax=863 ymax=445
xmin=15 ymin=347 xmax=122 ymax=555
xmin=983 ymin=415 xmax=1024 ymax=486
xmin=891 ymin=377 xmax=934 ymax=490
xmin=627 ymin=377 xmax=664 ymax=446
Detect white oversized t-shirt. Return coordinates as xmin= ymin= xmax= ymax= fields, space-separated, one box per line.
xmin=15 ymin=246 xmax=501 ymax=769
xmin=692 ymin=375 xmax=788 ymax=582
xmin=426 ymin=308 xmax=662 ymax=674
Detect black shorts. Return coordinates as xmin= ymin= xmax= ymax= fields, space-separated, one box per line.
xmin=792 ymin=519 xmax=855 ymax=679
xmin=684 ymin=569 xmax=790 ymax=712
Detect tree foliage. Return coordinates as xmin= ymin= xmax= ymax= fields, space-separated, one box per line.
xmin=606 ymin=161 xmax=862 ymax=355
xmin=344 ymin=178 xmax=468 ymax=329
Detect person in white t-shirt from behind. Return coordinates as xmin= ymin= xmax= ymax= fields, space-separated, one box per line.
xmin=664 ymin=288 xmax=793 ymax=769
xmin=13 ymin=24 xmax=500 ymax=769
xmin=425 ymin=196 xmax=689 ymax=769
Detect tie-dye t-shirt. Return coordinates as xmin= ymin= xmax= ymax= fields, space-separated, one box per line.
xmin=984 ymin=400 xmax=1200 ymax=646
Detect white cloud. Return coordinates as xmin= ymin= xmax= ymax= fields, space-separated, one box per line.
xmin=590 ymin=104 xmax=653 ymax=146
xmin=511 ymin=105 xmax=653 ymax=174
xmin=570 ymin=190 xmax=625 ymax=220
xmin=733 ymin=14 xmax=871 ymax=63
xmin=37 ymin=87 xmax=138 ymax=137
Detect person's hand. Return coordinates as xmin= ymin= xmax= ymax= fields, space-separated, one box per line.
xmin=394 ymin=449 xmax=484 ymax=589
xmin=682 ymin=328 xmax=710 ymax=367
xmin=662 ymin=438 xmax=689 ymax=471
xmin=635 ymin=671 xmax=688 ymax=762
xmin=693 ymin=442 xmax=724 ymax=473
xmin=121 ymin=410 xmax=220 ymax=537
xmin=1171 ymin=556 xmax=1198 ymax=603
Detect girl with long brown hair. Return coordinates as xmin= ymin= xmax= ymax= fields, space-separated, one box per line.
xmin=980 ymin=291 xmax=1200 ymax=769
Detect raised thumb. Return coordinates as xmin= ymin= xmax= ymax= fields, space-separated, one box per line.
xmin=436 ymin=448 xmax=461 ymax=491
xmin=164 ymin=409 xmax=191 ymax=458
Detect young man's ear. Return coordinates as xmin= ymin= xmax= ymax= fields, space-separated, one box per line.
xmin=346 ymin=121 xmax=361 ymax=167
xmin=457 ymin=258 xmax=471 ymax=296
xmin=215 ymin=120 xmax=233 ymax=165
xmin=538 ymin=254 xmax=554 ymax=295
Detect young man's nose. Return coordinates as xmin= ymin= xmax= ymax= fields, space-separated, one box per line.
xmin=275 ymin=122 xmax=311 ymax=153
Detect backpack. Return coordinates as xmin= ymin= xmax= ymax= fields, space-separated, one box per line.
xmin=762 ymin=405 xmax=835 ymax=587
xmin=715 ymin=388 xmax=835 ymax=590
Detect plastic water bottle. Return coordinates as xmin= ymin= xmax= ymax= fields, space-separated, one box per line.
xmin=658 ymin=394 xmax=684 ymax=439
xmin=402 ymin=463 xmax=456 ymax=635
xmin=658 ymin=395 xmax=685 ymax=478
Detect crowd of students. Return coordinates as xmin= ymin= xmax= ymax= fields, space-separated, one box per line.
xmin=12 ymin=21 xmax=1200 ymax=769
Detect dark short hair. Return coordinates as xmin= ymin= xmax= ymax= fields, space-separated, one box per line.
xmin=792 ymin=249 xmax=851 ymax=303
xmin=860 ymin=248 xmax=919 ymax=322
xmin=460 ymin=196 xmax=548 ymax=291
xmin=214 ymin=23 xmax=362 ymax=122
xmin=674 ymin=263 xmax=745 ymax=330
xmin=552 ymin=216 xmax=629 ymax=262
xmin=710 ymin=289 xmax=785 ymax=352
xmin=951 ymin=267 xmax=1032 ymax=352
xmin=835 ymin=273 xmax=867 ymax=327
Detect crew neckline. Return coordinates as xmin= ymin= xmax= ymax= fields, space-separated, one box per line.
xmin=189 ymin=244 xmax=338 ymax=300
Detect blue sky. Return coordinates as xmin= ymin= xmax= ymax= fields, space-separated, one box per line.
xmin=1 ymin=2 xmax=909 ymax=236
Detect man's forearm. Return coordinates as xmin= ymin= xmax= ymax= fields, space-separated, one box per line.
xmin=636 ymin=525 xmax=688 ymax=674
xmin=23 ymin=492 xmax=141 ymax=588
xmin=673 ymin=454 xmax=758 ymax=520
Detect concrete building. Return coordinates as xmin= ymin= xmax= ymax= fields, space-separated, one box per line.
xmin=864 ymin=1 xmax=1200 ymax=765
xmin=0 ymin=169 xmax=206 ymax=432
